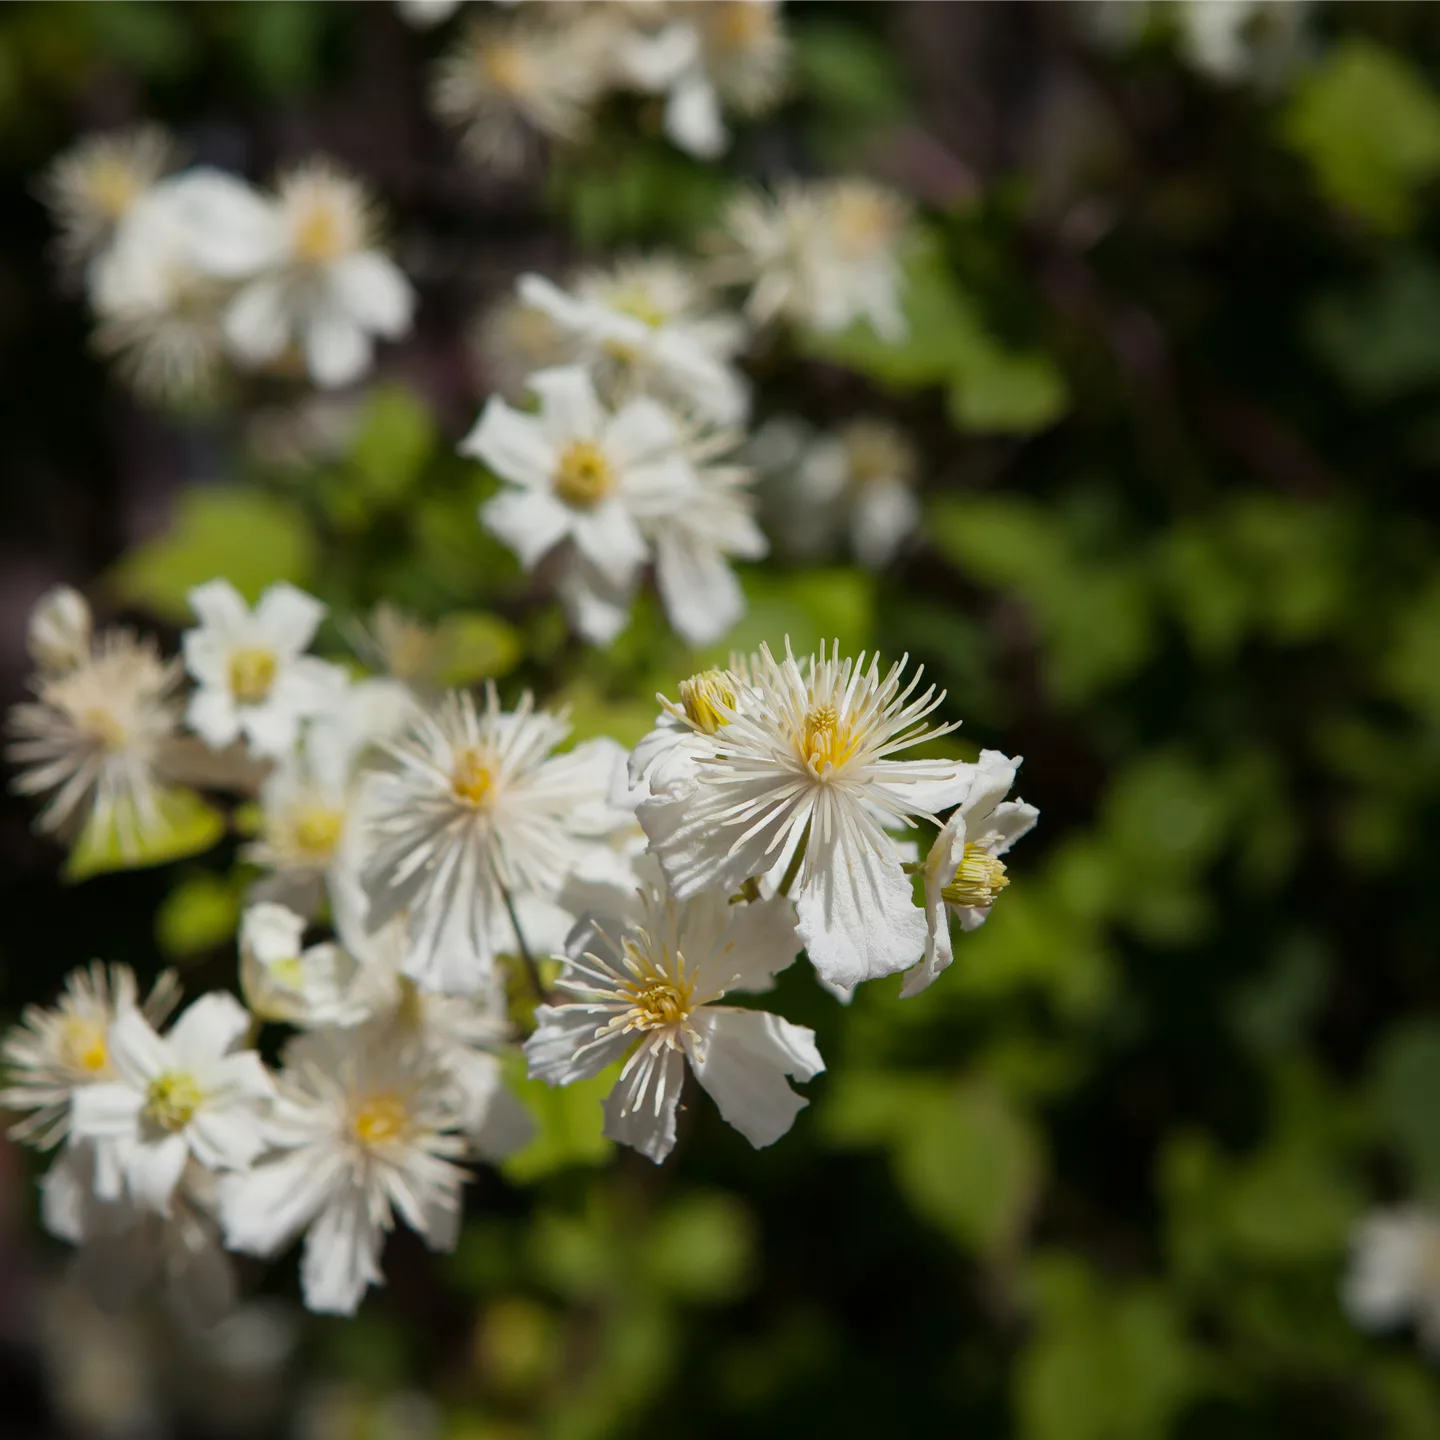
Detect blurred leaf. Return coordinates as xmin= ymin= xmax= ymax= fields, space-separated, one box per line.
xmin=1372 ymin=1021 xmax=1440 ymax=1195
xmin=793 ymin=19 xmax=907 ymax=125
xmin=642 ymin=1192 xmax=755 ymax=1302
xmin=224 ymin=0 xmax=328 ymax=95
xmin=434 ymin=611 xmax=524 ymax=686
xmin=110 ymin=486 xmax=318 ymax=623
xmin=717 ymin=568 xmax=875 ymax=661
xmin=1282 ymin=39 xmax=1440 ymax=232
xmin=65 ymin=789 xmax=225 ymax=883
xmin=349 ymin=385 xmax=437 ymax=504
xmin=502 ymin=1061 xmax=615 ymax=1184
xmin=947 ymin=347 xmax=1068 ymax=434
xmin=155 ymin=871 xmax=241 ymax=960
xmin=82 ymin=0 xmax=192 ymax=78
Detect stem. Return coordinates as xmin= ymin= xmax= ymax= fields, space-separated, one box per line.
xmin=777 ymin=817 xmax=812 ymax=899
xmin=499 ymin=877 xmax=550 ymax=1005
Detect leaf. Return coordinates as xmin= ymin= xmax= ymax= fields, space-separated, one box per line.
xmin=947 ymin=348 xmax=1069 ymax=434
xmin=1371 ymin=1021 xmax=1440 ymax=1194
xmin=110 ymin=487 xmax=319 ymax=623
xmin=155 ymin=872 xmax=242 ymax=960
xmin=348 ymin=385 xmax=437 ymax=504
xmin=1281 ymin=39 xmax=1440 ymax=232
xmin=642 ymin=1193 xmax=755 ymax=1302
xmin=433 ymin=611 xmax=524 ymax=686
xmin=65 ymin=789 xmax=226 ymax=883
xmin=501 ymin=1060 xmax=616 ymax=1184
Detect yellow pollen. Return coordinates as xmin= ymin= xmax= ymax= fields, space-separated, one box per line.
xmin=85 ymin=159 xmax=143 ymax=221
xmin=60 ymin=1018 xmax=109 ymax=1076
xmin=941 ymin=843 xmax=1010 ymax=910
xmin=801 ymin=703 xmax=860 ymax=773
xmin=610 ymin=288 xmax=668 ymax=330
xmin=229 ymin=648 xmax=278 ymax=705
xmin=832 ymin=193 xmax=895 ymax=259
xmin=81 ymin=704 xmax=127 ymax=752
xmin=553 ymin=440 xmax=615 ymax=509
xmin=678 ymin=670 xmax=736 ymax=734
xmin=481 ymin=41 xmax=529 ymax=93
xmin=452 ymin=747 xmax=496 ymax=806
xmin=353 ymin=1092 xmax=407 ymax=1146
xmin=617 ymin=941 xmax=694 ymax=1033
xmin=269 ymin=957 xmax=306 ymax=990
xmin=293 ymin=806 xmax=344 ymax=858
xmin=711 ymin=0 xmax=770 ymax=50
xmin=145 ymin=1071 xmax=203 ymax=1132
xmin=293 ymin=202 xmax=345 ymax=264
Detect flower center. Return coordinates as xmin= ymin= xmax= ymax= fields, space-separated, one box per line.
xmin=86 ymin=159 xmax=143 ymax=221
xmin=610 ymin=288 xmax=669 ymax=330
xmin=353 ymin=1092 xmax=407 ymax=1146
xmin=941 ymin=843 xmax=1010 ymax=909
xmin=710 ymin=1 xmax=771 ymax=51
xmin=229 ymin=648 xmax=278 ymax=705
xmin=60 ymin=1018 xmax=109 ymax=1076
xmin=679 ymin=669 xmax=736 ymax=734
xmin=268 ymin=956 xmax=306 ymax=990
xmin=145 ymin=1071 xmax=203 ymax=1131
xmin=831 ymin=192 xmax=895 ymax=260
xmin=553 ymin=440 xmax=615 ymax=509
xmin=293 ymin=201 xmax=345 ymax=264
xmin=81 ymin=703 xmax=128 ymax=752
xmin=293 ymin=805 xmax=344 ymax=859
xmin=615 ymin=940 xmax=695 ymax=1034
xmin=801 ymin=703 xmax=860 ymax=773
xmin=452 ymin=746 xmax=497 ymax=806
xmin=481 ymin=41 xmax=529 ymax=94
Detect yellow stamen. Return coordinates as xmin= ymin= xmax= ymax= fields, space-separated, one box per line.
xmin=293 ymin=806 xmax=344 ymax=859
xmin=710 ymin=0 xmax=771 ymax=51
xmin=941 ymin=843 xmax=1009 ymax=909
xmin=85 ymin=159 xmax=143 ymax=221
xmin=801 ymin=703 xmax=860 ymax=772
xmin=481 ymin=41 xmax=528 ymax=94
xmin=616 ymin=940 xmax=694 ymax=1033
xmin=678 ymin=669 xmax=736 ymax=734
xmin=353 ymin=1092 xmax=407 ymax=1146
xmin=60 ymin=1018 xmax=109 ymax=1076
xmin=81 ymin=704 xmax=127 ymax=752
xmin=452 ymin=747 xmax=496 ymax=806
xmin=145 ymin=1071 xmax=203 ymax=1132
xmin=553 ymin=440 xmax=615 ymax=509
xmin=229 ymin=648 xmax=278 ymax=705
xmin=269 ymin=957 xmax=306 ymax=990
xmin=293 ymin=202 xmax=344 ymax=264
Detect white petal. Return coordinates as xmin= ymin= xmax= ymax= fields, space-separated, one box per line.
xmin=301 ymin=1193 xmax=383 ymax=1315
xmin=902 ymin=812 xmax=966 ymax=1000
xmin=525 ymin=1005 xmax=632 ymax=1086
xmin=41 ymin=1145 xmax=95 ymax=1242
xmin=107 ymin=1008 xmax=169 ymax=1086
xmin=709 ymin=895 xmax=801 ymax=995
xmin=527 ymin=365 xmax=602 ymax=444
xmin=602 ymin=1046 xmax=685 ymax=1164
xmin=459 ymin=396 xmax=554 ymax=485
xmin=253 ymin=582 xmax=326 ymax=655
xmin=571 ymin=501 xmax=648 ymax=588
xmin=220 ymin=1147 xmax=337 ymax=1257
xmin=186 ymin=687 xmax=242 ymax=751
xmin=988 ymin=799 xmax=1041 ymax=857
xmin=470 ymin=1085 xmax=536 ymax=1161
xmin=851 ymin=478 xmax=920 ymax=570
xmin=601 ymin=396 xmax=680 ymax=470
xmin=223 ymin=277 xmax=292 ymax=366
xmin=688 ymin=1007 xmax=822 ymax=1148
xmin=166 ymin=992 xmax=251 ymax=1069
xmin=305 ymin=308 xmax=372 ymax=388
xmin=328 ymin=251 xmax=415 ymax=338
xmin=188 ymin=578 xmax=249 ymax=634
xmin=516 ymin=272 xmax=589 ymax=329
xmin=558 ymin=561 xmax=636 ymax=647
xmin=654 ymin=528 xmax=745 ymax=646
xmin=125 ymin=1132 xmax=190 ymax=1215
xmin=618 ymin=21 xmax=701 ymax=89
xmin=481 ymin=489 xmax=573 ymax=570
xmin=665 ymin=72 xmax=727 ymax=158
xmin=869 ymin=758 xmax=978 ymax=818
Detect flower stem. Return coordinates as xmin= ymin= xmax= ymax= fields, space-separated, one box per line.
xmin=498 ymin=877 xmax=550 ymax=1005
xmin=777 ymin=817 xmax=812 ymax=899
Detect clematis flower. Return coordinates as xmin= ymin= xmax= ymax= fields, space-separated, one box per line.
xmin=1343 ymin=1207 xmax=1440 ymax=1357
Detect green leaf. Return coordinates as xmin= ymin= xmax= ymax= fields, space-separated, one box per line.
xmin=155 ymin=872 xmax=242 ymax=960
xmin=1371 ymin=1021 xmax=1440 ymax=1194
xmin=1282 ymin=39 xmax=1440 ymax=232
xmin=642 ymin=1193 xmax=755 ymax=1302
xmin=64 ymin=788 xmax=226 ymax=883
xmin=433 ymin=611 xmax=524 ymax=686
xmin=947 ymin=348 xmax=1068 ymax=434
xmin=501 ymin=1060 xmax=616 ymax=1184
xmin=110 ymin=487 xmax=319 ymax=623
xmin=348 ymin=385 xmax=437 ymax=505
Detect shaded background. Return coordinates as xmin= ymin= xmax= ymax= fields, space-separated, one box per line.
xmin=5 ymin=1 xmax=1440 ymax=1436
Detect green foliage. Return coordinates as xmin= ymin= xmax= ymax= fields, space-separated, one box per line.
xmin=502 ymin=1061 xmax=616 ymax=1185
xmin=64 ymin=789 xmax=225 ymax=882
xmin=155 ymin=871 xmax=242 ymax=960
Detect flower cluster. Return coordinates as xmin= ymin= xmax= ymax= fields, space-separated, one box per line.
xmin=425 ymin=0 xmax=790 ymax=166
xmin=40 ymin=130 xmax=414 ymax=403
xmin=6 ymin=581 xmax=1037 ymax=1321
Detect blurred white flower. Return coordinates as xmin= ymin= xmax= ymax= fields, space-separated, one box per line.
xmin=470 ymin=288 xmax=568 ymax=401
xmin=1175 ymin=0 xmax=1309 ymax=86
xmin=222 ymin=161 xmax=415 ymax=388
xmin=182 ymin=579 xmax=347 ymax=760
xmin=518 ymin=256 xmax=750 ymax=423
xmin=905 ymin=749 xmax=1037 ymax=999
xmin=461 ymin=364 xmax=696 ymax=644
xmin=1344 ymin=1206 xmax=1440 ymax=1356
xmin=360 ymin=685 xmax=630 ymax=992
xmin=7 ymin=623 xmax=185 ymax=856
xmin=26 ymin=585 xmax=93 ymax=674
xmin=616 ymin=0 xmax=788 ymax=158
xmin=637 ymin=641 xmax=974 ymax=991
xmin=714 ymin=178 xmax=910 ymax=340
xmin=1 ymin=962 xmax=179 ymax=1151
xmin=239 ymin=903 xmax=362 ymax=1029
xmin=70 ymin=992 xmax=274 ymax=1215
xmin=219 ymin=1026 xmax=471 ymax=1315
xmin=397 ymin=0 xmax=463 ymax=27
xmin=526 ymin=865 xmax=814 ymax=1162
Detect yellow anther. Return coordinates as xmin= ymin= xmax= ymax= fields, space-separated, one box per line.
xmin=145 ymin=1072 xmax=203 ymax=1132
xmin=61 ymin=1018 xmax=109 ymax=1076
xmin=294 ymin=202 xmax=344 ymax=263
xmin=679 ymin=669 xmax=736 ymax=734
xmin=941 ymin=843 xmax=1010 ymax=910
xmin=86 ymin=159 xmax=143 ymax=220
xmin=229 ymin=648 xmax=278 ymax=705
xmin=801 ymin=703 xmax=859 ymax=772
xmin=553 ymin=440 xmax=615 ymax=509
xmin=293 ymin=806 xmax=344 ymax=858
xmin=353 ymin=1093 xmax=407 ymax=1146
xmin=616 ymin=940 xmax=695 ymax=1033
xmin=481 ymin=41 xmax=528 ymax=93
xmin=711 ymin=0 xmax=770 ymax=49
xmin=451 ymin=747 xmax=496 ymax=806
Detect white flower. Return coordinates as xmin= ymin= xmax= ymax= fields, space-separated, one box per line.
xmin=469 ymin=288 xmax=567 ymax=401
xmin=70 ymin=992 xmax=274 ymax=1216
xmin=430 ymin=10 xmax=613 ymax=173
xmin=526 ymin=868 xmax=815 ymax=1163
xmin=222 ymin=162 xmax=415 ymax=389
xmin=517 ymin=259 xmax=750 ymax=425
xmin=397 ymin=0 xmax=463 ymax=27
xmin=39 ymin=125 xmax=175 ymax=272
xmin=460 ymin=364 xmax=696 ymax=645
xmin=218 ymin=1026 xmax=471 ymax=1315
xmin=7 ymin=625 xmax=185 ymax=855
xmin=626 ymin=663 xmax=753 ymax=805
xmin=26 ymin=585 xmax=93 ymax=674
xmin=361 ymin=685 xmax=630 ymax=993
xmin=1343 ymin=1207 xmax=1440 ymax=1356
xmin=905 ymin=749 xmax=1038 ymax=999
xmin=636 ymin=641 xmax=974 ymax=991
xmin=182 ymin=579 xmax=347 ymax=760
xmin=239 ymin=903 xmax=361 ymax=1028
xmin=713 ymin=179 xmax=910 ymax=341
xmin=1175 ymin=0 xmax=1308 ymax=86
xmin=616 ymin=0 xmax=789 ymax=158
xmin=1 ymin=962 xmax=179 ymax=1150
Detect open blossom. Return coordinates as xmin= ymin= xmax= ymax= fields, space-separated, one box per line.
xmin=526 ymin=868 xmax=815 ymax=1163
xmin=182 ymin=580 xmax=347 ymax=760
xmin=517 ymin=259 xmax=750 ymax=425
xmin=221 ymin=161 xmax=415 ymax=389
xmin=1343 ymin=1207 xmax=1440 ymax=1357
xmin=1 ymin=963 xmax=179 ymax=1151
xmin=7 ymin=620 xmax=185 ymax=856
xmin=219 ymin=1026 xmax=472 ymax=1315
xmin=239 ymin=903 xmax=362 ymax=1029
xmin=713 ymin=178 xmax=910 ymax=341
xmin=904 ymin=749 xmax=1038 ymax=999
xmin=616 ymin=0 xmax=789 ymax=158
xmin=636 ymin=642 xmax=974 ymax=992
xmin=460 ymin=364 xmax=695 ymax=645
xmin=361 ymin=685 xmax=630 ymax=993
xmin=70 ymin=992 xmax=274 ymax=1216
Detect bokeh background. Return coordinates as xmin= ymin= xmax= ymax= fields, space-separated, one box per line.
xmin=6 ymin=1 xmax=1440 ymax=1435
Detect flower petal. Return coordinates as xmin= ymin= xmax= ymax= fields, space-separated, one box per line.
xmin=688 ymin=1007 xmax=822 ymax=1148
